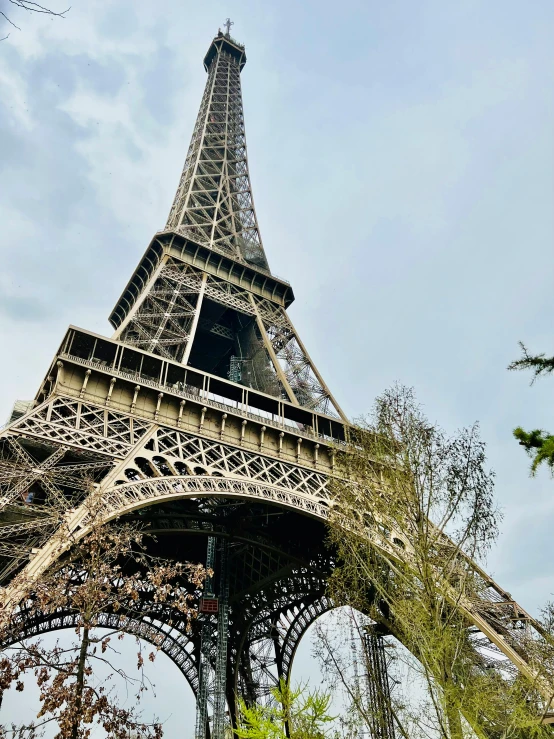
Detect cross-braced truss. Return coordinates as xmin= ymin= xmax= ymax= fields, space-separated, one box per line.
xmin=118 ymin=262 xmax=204 ymax=361
xmin=7 ymin=396 xmax=152 ymax=459
xmin=253 ymin=296 xmax=342 ymax=417
xmin=364 ymin=628 xmax=397 ymax=739
xmin=0 ymin=435 xmax=114 ymax=584
xmin=2 ymin=386 xmax=554 ymax=724
xmin=112 ymin=251 xmax=345 ymax=417
xmin=166 ymin=34 xmax=268 ymax=272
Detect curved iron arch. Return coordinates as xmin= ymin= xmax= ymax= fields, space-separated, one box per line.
xmin=4 ymin=470 xmax=546 ymax=720
xmin=3 ymin=474 xmax=330 ymax=608
xmin=232 ymin=575 xmax=330 ymax=700
xmin=100 ymin=475 xmax=330 ymax=525
xmin=4 ymin=608 xmax=200 ymax=697
xmin=278 ymin=594 xmax=334 ymax=681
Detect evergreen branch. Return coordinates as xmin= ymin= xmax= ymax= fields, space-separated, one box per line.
xmin=513 ymin=427 xmax=554 ymax=476
xmin=508 ymin=342 xmax=554 ymax=383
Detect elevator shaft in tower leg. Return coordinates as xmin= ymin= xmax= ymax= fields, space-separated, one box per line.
xmin=195 ymin=536 xmax=216 ymax=739
xmin=195 ymin=536 xmax=230 ymax=739
xmin=212 ymin=540 xmax=229 ymax=739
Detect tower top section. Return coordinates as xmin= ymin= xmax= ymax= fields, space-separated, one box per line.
xmin=164 ymin=28 xmax=268 ymax=272
xmin=204 ymin=29 xmax=246 ymax=72
xmin=107 ymin=28 xmax=345 ymax=421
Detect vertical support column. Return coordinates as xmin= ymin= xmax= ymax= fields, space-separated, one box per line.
xmin=249 ymin=296 xmax=298 ymax=406
xmin=195 ymin=536 xmax=217 ymax=739
xmin=182 ymin=273 xmax=208 ymax=366
xmin=363 ymin=627 xmax=397 ymax=739
xmin=212 ymin=539 xmax=230 ymax=739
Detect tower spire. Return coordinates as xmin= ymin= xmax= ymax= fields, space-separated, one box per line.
xmin=223 ymin=17 xmax=234 ymax=36
xmin=166 ymin=32 xmax=269 ymax=272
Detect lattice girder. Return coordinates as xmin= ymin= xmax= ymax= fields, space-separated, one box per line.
xmin=253 ymin=296 xmax=345 ymax=418
xmin=2 ymin=460 xmax=552 ymax=714
xmin=1 ymin=388 xmax=551 ymax=710
xmin=166 ymin=34 xmax=268 ymax=272
xmin=0 ymin=434 xmax=114 ymax=584
xmin=117 ymin=261 xmax=205 ymax=362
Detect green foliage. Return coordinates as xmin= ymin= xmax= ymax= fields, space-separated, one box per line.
xmin=326 ymin=385 xmax=554 ymax=738
xmin=513 ymin=427 xmax=554 ymax=474
xmin=235 ymin=679 xmax=337 ymax=739
xmin=509 ymin=342 xmax=554 ymax=475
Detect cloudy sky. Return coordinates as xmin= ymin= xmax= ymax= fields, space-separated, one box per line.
xmin=0 ymin=0 xmax=552 ymax=734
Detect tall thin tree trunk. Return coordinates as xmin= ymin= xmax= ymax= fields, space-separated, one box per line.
xmin=444 ymin=683 xmax=463 ymax=739
xmin=71 ymin=624 xmax=90 ymax=739
xmin=446 ymin=703 xmax=463 ymax=739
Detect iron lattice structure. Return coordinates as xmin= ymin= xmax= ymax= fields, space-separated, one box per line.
xmin=364 ymin=628 xmax=397 ymax=739
xmin=1 ymin=28 xmax=554 ymax=737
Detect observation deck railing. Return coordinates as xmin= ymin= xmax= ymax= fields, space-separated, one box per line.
xmin=59 ymin=353 xmax=344 ymax=448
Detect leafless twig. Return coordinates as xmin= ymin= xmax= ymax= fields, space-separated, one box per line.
xmin=7 ymin=0 xmax=70 ymax=18
xmin=1 ymin=0 xmax=70 ymax=40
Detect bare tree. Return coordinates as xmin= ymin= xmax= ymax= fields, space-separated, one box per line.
xmin=0 ymin=493 xmax=207 ymax=738
xmin=1 ymin=1 xmax=69 ymax=41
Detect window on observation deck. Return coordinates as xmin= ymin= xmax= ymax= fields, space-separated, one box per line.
xmin=69 ymin=331 xmax=94 ymax=360
xmin=119 ymin=348 xmax=142 ymax=376
xmin=91 ymin=339 xmax=116 ymax=368
xmin=141 ymin=354 xmax=163 ymax=383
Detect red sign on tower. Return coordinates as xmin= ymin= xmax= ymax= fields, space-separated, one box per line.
xmin=199 ymin=597 xmax=219 ymax=614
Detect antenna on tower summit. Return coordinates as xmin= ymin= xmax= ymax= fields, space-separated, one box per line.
xmin=224 ymin=17 xmax=234 ymax=36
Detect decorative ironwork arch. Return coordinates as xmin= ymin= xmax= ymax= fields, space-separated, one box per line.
xmin=3 ymin=471 xmax=554 ymax=723
xmin=4 ymin=609 xmax=200 ymax=696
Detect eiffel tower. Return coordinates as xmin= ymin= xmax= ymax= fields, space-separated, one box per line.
xmin=1 ymin=27 xmax=553 ymax=737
